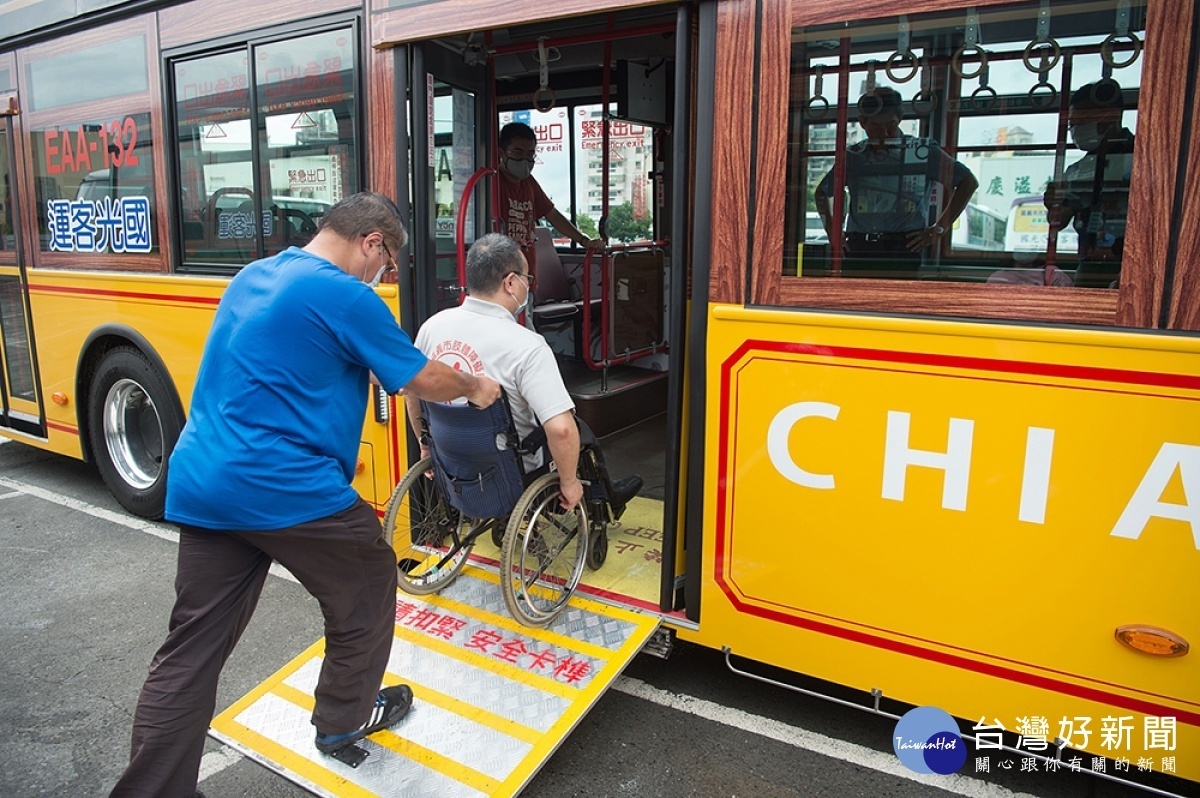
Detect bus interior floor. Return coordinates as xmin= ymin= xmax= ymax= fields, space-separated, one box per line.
xmin=598 ymin=411 xmax=668 ymax=502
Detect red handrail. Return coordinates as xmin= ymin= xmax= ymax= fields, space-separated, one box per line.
xmin=456 ymin=167 xmax=497 ymax=294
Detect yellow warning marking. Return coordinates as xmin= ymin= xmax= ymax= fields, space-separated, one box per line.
xmin=373 ymin=726 xmax=497 ymax=794
xmin=465 ymin=565 xmax=631 ymax=615
xmin=276 ymin=682 xmax=498 ymax=795
xmin=216 ymin=638 xmax=326 ymax=722
xmin=215 ymin=714 xmax=378 ymax=798
xmin=380 ymin=672 xmax=542 ymax=745
xmin=391 ymin=624 xmax=580 ymax=700
xmin=418 ymin=590 xmax=617 ymax=662
xmin=213 ymin=578 xmax=661 ymax=798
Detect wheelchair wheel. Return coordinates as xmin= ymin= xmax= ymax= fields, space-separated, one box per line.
xmin=586 ymin=522 xmax=608 ymax=570
xmin=500 ymin=472 xmax=588 ymax=627
xmin=383 ymin=457 xmax=473 ymax=595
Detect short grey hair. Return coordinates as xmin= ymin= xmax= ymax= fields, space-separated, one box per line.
xmin=466 ymin=233 xmax=524 ymax=294
xmin=317 ymin=191 xmax=408 ymax=253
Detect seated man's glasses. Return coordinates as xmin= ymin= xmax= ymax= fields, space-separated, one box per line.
xmin=508 ymin=270 xmax=537 ymax=289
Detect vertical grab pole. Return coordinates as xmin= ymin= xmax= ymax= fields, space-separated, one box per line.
xmin=457 ymin=167 xmax=496 ymax=296
xmin=581 ymin=247 xmax=598 ymax=370
xmin=600 ymin=30 xmax=613 ymax=375
xmin=486 ymin=31 xmax=501 ymax=236
xmin=831 ymin=35 xmax=851 ymax=277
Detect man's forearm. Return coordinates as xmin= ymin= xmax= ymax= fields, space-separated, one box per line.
xmin=546 ymin=207 xmax=590 ymax=246
xmin=544 ymin=414 xmax=581 ymax=482
xmin=405 ymin=361 xmax=479 ymax=403
xmin=403 ymin=392 xmax=424 ymax=441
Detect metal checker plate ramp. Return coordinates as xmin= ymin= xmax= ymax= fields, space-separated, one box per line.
xmin=210 ymin=565 xmax=660 ymax=797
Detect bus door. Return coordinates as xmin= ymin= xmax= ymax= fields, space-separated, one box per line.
xmin=0 ymin=90 xmax=46 ymax=438
xmin=405 ymin=41 xmax=490 ymax=324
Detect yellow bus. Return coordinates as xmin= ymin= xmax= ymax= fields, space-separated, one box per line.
xmin=1 ymin=0 xmax=1196 ymax=794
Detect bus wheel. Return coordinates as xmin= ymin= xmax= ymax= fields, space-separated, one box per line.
xmin=87 ymin=346 xmax=184 ymax=519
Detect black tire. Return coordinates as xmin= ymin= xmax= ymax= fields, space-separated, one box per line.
xmin=586 ymin=524 xmax=608 ymax=570
xmin=382 ymin=457 xmax=472 ymax=595
xmin=500 ymin=472 xmax=588 ymax=627
xmin=86 ymin=346 xmax=184 ymax=519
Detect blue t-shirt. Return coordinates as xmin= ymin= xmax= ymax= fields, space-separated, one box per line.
xmin=166 ymin=247 xmax=427 ymax=530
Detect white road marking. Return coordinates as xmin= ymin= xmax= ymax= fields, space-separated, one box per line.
xmin=198 ymin=746 xmax=244 ymax=782
xmin=612 ymin=677 xmax=1040 ymax=797
xmin=0 ymin=476 xmax=299 ymax=583
xmin=3 ymin=475 xmax=1040 ymax=796
xmin=0 ymin=476 xmax=300 ymax=785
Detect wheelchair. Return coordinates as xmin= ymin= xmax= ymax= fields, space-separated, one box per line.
xmin=381 ymin=393 xmax=620 ymax=627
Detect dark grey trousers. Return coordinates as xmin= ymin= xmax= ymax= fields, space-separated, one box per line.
xmin=109 ymin=499 xmax=398 ymax=798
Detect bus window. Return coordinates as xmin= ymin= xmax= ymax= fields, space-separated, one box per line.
xmin=173 ymin=26 xmax=359 ymax=269
xmin=785 ymin=0 xmax=1145 ymax=289
xmin=572 ymin=106 xmax=655 ymax=245
xmin=1 ymin=127 xmax=13 ymax=253
xmin=23 ymin=19 xmax=159 ymax=263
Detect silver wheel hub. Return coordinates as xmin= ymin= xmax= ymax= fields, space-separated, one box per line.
xmin=103 ymin=378 xmax=164 ymax=490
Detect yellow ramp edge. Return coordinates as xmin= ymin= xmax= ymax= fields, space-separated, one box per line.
xmin=211 ymin=565 xmax=660 ymax=798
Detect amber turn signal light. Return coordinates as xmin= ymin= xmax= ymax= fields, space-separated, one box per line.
xmin=355 ymin=459 xmax=366 ymax=475
xmin=51 ymin=391 xmax=69 ymax=406
xmin=1115 ymin=625 xmax=1189 ymax=658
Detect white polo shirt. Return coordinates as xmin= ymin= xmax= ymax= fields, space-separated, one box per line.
xmin=414 ymin=296 xmax=575 ymax=469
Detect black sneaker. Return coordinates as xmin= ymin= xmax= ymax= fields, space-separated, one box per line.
xmin=314 ymin=684 xmax=414 ymax=753
xmin=608 ymin=474 xmax=643 ymax=521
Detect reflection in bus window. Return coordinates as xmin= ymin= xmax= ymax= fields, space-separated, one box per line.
xmin=784 ymin=0 xmax=1144 ymax=289
xmin=174 ymin=28 xmax=358 ymax=268
xmin=0 ymin=128 xmax=12 ymax=252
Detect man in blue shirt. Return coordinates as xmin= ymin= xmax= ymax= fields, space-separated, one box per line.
xmin=109 ymin=192 xmax=500 ymax=798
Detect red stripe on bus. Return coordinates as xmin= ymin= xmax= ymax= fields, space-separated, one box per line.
xmin=727 ymin=339 xmax=1200 ymax=392
xmin=714 ymin=340 xmax=1200 ymax=727
xmin=46 ymin=420 xmax=78 ymax=435
xmin=390 ymin=394 xmax=401 ymax=483
xmin=27 ymin=283 xmax=222 ymax=306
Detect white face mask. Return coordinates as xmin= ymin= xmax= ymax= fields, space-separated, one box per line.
xmin=368 ymin=265 xmax=386 ymax=289
xmin=504 ymin=156 xmax=535 ymax=180
xmin=1070 ymin=122 xmax=1108 ymax=152
xmin=508 ymin=275 xmax=532 ymax=317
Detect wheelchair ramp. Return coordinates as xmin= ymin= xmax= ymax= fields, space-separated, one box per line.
xmin=209 ymin=565 xmax=660 ymax=797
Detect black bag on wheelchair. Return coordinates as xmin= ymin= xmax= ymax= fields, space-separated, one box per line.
xmin=421 ymin=398 xmax=527 ymax=520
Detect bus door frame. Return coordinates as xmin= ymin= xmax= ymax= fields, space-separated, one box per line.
xmin=392 ymin=5 xmax=710 ymax=621
xmin=401 ymin=41 xmax=490 ymax=328
xmin=0 ymin=90 xmax=46 ymax=438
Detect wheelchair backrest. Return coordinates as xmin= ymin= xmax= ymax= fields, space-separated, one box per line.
xmin=421 ymin=397 xmax=526 ymax=520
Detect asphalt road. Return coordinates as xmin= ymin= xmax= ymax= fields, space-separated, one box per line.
xmin=0 ymin=438 xmax=1192 ymax=798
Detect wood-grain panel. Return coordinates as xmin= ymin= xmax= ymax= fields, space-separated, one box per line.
xmin=1117 ymin=0 xmax=1192 ymax=328
xmin=749 ymin=0 xmax=786 ymax=306
xmin=755 ymin=0 xmax=1191 ymax=329
xmin=778 ymin=278 xmax=1119 ymax=325
xmin=370 ymin=0 xmax=673 ymax=48
xmin=159 ymin=0 xmax=355 ymax=49
xmin=793 ymin=0 xmax=1014 ymax=27
xmin=1166 ymin=3 xmax=1200 ymax=331
xmin=367 ymin=46 xmax=397 ymax=199
xmin=1170 ymin=123 xmax=1200 ymax=330
xmin=707 ymin=0 xmax=754 ymax=305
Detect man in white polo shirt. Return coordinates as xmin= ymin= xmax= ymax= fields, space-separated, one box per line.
xmin=406 ymin=233 xmax=640 ymax=514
